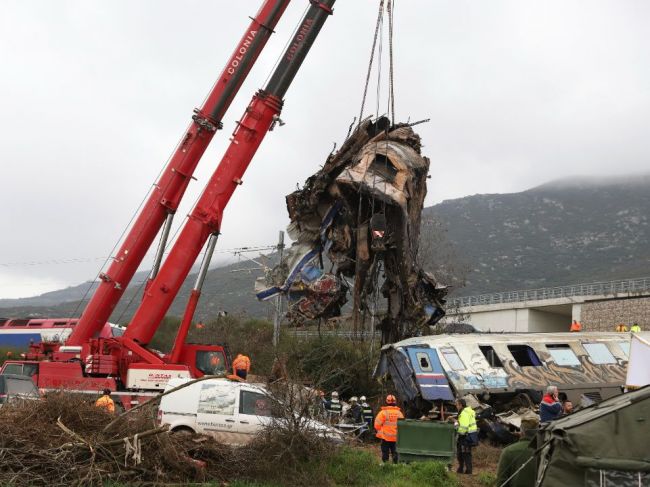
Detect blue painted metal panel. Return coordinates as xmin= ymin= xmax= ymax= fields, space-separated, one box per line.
xmin=406 ymin=347 xmax=454 ymax=401
xmin=0 ymin=333 xmax=42 ymax=348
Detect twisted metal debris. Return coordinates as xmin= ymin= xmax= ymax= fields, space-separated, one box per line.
xmin=257 ymin=117 xmax=447 ymax=343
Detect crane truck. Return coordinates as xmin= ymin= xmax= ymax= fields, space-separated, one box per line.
xmin=1 ymin=0 xmax=336 ymax=408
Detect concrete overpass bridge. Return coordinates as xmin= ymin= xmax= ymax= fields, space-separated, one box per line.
xmin=446 ymin=277 xmax=650 ymax=333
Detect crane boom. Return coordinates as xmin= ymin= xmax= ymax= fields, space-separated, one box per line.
xmin=66 ymin=0 xmax=291 ymax=346
xmin=124 ymin=0 xmax=336 ymax=346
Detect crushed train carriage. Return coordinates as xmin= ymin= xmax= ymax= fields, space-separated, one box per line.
xmin=375 ymin=332 xmax=630 ymax=417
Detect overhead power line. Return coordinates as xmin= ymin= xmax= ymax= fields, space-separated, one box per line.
xmin=0 ymin=244 xmax=278 ymax=268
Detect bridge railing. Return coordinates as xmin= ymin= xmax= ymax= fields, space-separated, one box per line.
xmin=451 ymin=277 xmax=650 ymax=308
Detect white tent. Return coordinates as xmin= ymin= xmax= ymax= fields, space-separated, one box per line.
xmin=625 ymin=332 xmax=650 ymax=389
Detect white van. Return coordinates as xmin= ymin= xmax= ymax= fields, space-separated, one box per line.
xmin=158 ymin=378 xmax=339 ymax=445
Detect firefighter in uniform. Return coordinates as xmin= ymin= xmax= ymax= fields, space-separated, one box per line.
xmin=325 ymin=391 xmax=342 ymax=423
xmin=360 ymin=395 xmax=374 ymax=430
xmin=95 ymin=388 xmax=115 ymax=414
xmin=374 ymin=394 xmax=404 ymax=464
xmin=631 ymin=323 xmax=642 ymax=332
xmin=570 ymin=319 xmax=582 ymax=332
xmin=232 ymin=353 xmax=251 ymax=380
xmin=454 ymin=397 xmax=478 ymax=474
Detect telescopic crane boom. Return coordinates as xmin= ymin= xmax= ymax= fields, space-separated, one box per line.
xmin=124 ymin=0 xmax=336 ymax=348
xmin=66 ymin=0 xmax=291 ymax=346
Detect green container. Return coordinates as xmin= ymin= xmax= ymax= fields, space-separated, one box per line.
xmin=396 ymin=419 xmax=456 ymax=464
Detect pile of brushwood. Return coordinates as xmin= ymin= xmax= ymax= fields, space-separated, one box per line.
xmin=0 ymin=390 xmax=336 ymax=487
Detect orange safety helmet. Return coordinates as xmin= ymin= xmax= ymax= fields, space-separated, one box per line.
xmin=386 ymin=394 xmax=397 ymax=405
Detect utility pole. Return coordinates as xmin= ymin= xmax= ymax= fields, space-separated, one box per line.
xmin=273 ymin=230 xmax=285 ymax=347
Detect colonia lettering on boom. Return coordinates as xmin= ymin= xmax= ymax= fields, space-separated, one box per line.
xmin=227 ymin=30 xmax=258 ymax=75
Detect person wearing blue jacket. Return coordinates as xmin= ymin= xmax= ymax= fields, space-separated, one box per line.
xmin=539 ymin=385 xmax=563 ymax=423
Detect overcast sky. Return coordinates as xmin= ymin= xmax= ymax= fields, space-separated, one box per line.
xmin=1 ymin=1 xmax=649 ymax=299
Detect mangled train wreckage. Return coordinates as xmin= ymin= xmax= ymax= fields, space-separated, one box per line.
xmin=256 ymin=117 xmax=447 ymax=343
xmin=375 ymin=332 xmax=630 ymax=419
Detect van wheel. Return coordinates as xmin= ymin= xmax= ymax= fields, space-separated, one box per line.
xmin=171 ymin=426 xmax=195 ymax=436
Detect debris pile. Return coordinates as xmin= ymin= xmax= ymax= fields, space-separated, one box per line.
xmin=0 ymin=392 xmax=333 ymax=486
xmin=257 ymin=117 xmax=447 ymax=343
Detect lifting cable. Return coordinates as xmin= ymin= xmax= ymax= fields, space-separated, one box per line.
xmin=354 ymin=0 xmax=399 ymax=340
xmin=357 ymin=0 xmax=397 ymax=126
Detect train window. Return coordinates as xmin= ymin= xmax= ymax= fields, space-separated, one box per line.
xmin=415 ymin=352 xmax=433 ymax=372
xmin=546 ymin=344 xmax=580 ymax=366
xmin=583 ymin=343 xmax=616 ymax=364
xmin=53 ymin=321 xmax=68 ymax=327
xmin=9 ymin=319 xmax=29 ymax=327
xmin=507 ymin=345 xmax=543 ymax=367
xmin=0 ymin=319 xmax=7 ymax=327
xmin=479 ymin=346 xmax=503 ymax=367
xmin=440 ymin=347 xmax=465 ymax=371
xmin=616 ymin=341 xmax=630 ymax=358
xmin=28 ymin=322 xmax=42 ymax=327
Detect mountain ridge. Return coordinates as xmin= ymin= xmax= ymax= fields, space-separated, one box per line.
xmin=2 ymin=175 xmax=649 ymax=320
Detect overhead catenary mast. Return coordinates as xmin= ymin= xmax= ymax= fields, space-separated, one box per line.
xmin=66 ymin=0 xmax=291 ymax=346
xmin=124 ymin=0 xmax=337 ymax=347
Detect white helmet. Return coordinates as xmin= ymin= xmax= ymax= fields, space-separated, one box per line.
xmin=350 ymin=396 xmax=358 ymax=403
xmin=360 ymin=395 xmax=367 ymax=402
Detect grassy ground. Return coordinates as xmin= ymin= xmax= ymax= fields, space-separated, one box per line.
xmin=222 ymin=442 xmax=502 ymax=487
xmin=457 ymin=443 xmax=501 ymax=487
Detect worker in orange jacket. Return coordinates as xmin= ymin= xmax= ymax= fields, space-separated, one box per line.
xmin=569 ymin=320 xmax=582 ymax=332
xmin=95 ymin=388 xmax=115 ymax=414
xmin=232 ymin=353 xmax=251 ymax=380
xmin=374 ymin=394 xmax=404 ymax=464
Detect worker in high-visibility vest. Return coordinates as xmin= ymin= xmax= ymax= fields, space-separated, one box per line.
xmin=95 ymin=388 xmax=115 ymax=414
xmin=615 ymin=323 xmax=629 ymax=332
xmin=631 ymin=323 xmax=642 ymax=332
xmin=454 ymin=397 xmax=478 ymax=475
xmin=232 ymin=353 xmax=251 ymax=380
xmin=570 ymin=320 xmax=582 ymax=332
xmin=374 ymin=394 xmax=404 ymax=464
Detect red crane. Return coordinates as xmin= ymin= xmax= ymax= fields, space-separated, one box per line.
xmin=125 ymin=0 xmax=336 ymax=353
xmin=66 ymin=0 xmax=291 ymax=347
xmin=1 ymin=0 xmax=336 ymax=407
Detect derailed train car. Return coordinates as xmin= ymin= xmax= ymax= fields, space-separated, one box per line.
xmin=375 ymin=332 xmax=630 ymax=417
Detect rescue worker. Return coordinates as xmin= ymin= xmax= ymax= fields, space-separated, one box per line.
xmin=348 ymin=396 xmax=363 ymax=424
xmin=209 ymin=353 xmax=222 ymax=373
xmin=496 ymin=414 xmax=540 ymax=487
xmin=558 ymin=392 xmax=573 ymax=415
xmin=232 ymin=353 xmax=251 ymax=380
xmin=615 ymin=323 xmax=629 ymax=332
xmin=454 ymin=397 xmax=478 ymax=475
xmin=374 ymin=394 xmax=404 ymax=464
xmin=325 ymin=391 xmax=342 ymax=422
xmin=360 ymin=395 xmax=374 ymax=429
xmin=570 ymin=319 xmax=582 ymax=332
xmin=95 ymin=388 xmax=115 ymax=414
xmin=631 ymin=323 xmax=642 ymax=332
xmin=539 ymin=385 xmax=563 ymax=423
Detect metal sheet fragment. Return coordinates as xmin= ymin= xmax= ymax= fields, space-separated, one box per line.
xmin=256 ymin=117 xmax=447 ymax=343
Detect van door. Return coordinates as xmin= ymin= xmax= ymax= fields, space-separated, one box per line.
xmin=237 ymin=388 xmax=274 ymax=436
xmin=195 ymin=381 xmax=247 ymax=444
xmin=406 ymin=347 xmax=454 ymax=401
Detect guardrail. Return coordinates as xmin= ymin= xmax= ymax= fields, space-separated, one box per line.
xmin=292 ymin=330 xmax=380 ymax=339
xmin=451 ymin=277 xmax=650 ymax=308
